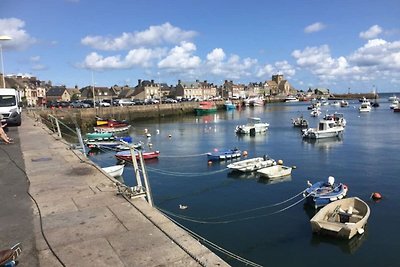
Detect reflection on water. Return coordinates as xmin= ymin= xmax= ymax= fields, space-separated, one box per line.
xmin=302 ymin=136 xmax=343 ymax=151
xmin=310 ymin=231 xmax=367 ymax=254
xmin=258 ymin=175 xmax=292 ymax=185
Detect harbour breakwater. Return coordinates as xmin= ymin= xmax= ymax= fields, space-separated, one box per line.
xmin=34 ymin=93 xmax=374 ymax=130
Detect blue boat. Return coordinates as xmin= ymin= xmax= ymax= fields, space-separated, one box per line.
xmin=224 ymin=100 xmax=236 ymax=110
xmin=207 ymin=148 xmax=242 ymax=161
xmin=303 ymin=177 xmax=348 ymax=209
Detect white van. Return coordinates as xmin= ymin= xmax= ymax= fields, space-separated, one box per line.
xmin=0 ymin=88 xmax=22 ymax=126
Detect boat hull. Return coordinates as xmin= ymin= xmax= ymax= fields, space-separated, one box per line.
xmin=257 ymin=165 xmax=292 ymax=178
xmin=310 ymin=197 xmax=370 ymax=239
xmin=207 ymin=149 xmax=241 ymax=161
xmin=94 ymin=125 xmax=131 ymax=133
xmin=304 ymin=181 xmax=348 ymax=209
xmin=115 ymin=150 xmax=160 ymax=161
xmin=227 ymin=157 xmax=276 ymax=172
xmin=101 ymin=165 xmax=124 ymax=177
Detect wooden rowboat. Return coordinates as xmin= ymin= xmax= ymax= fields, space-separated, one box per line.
xmin=310 ymin=197 xmax=370 ymax=239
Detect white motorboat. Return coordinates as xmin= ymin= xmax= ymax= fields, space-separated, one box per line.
xmin=302 ymin=119 xmax=344 ymax=139
xmin=358 ymin=100 xmax=371 ymax=112
xmin=227 ymin=156 xmax=276 ymax=172
xmin=330 ymin=101 xmax=340 ymax=107
xmin=310 ymin=108 xmax=321 ymax=117
xmin=257 ymin=164 xmax=292 ymax=178
xmin=340 ymin=100 xmax=349 ymax=107
xmin=235 ymin=117 xmax=269 ymax=135
xmin=101 ymin=164 xmax=125 ymax=177
xmin=389 ymin=99 xmax=399 ymax=109
xmin=310 ymin=197 xmax=370 ymax=240
xmin=292 ymin=116 xmax=308 ymax=128
xmin=285 ymin=96 xmax=299 ymax=102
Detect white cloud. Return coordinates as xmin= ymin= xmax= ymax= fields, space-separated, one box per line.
xmin=359 ymin=25 xmax=383 ymax=39
xmin=80 ymin=47 xmax=164 ymax=70
xmin=0 ymin=18 xmax=36 ymax=50
xmin=304 ymin=22 xmax=326 ymax=33
xmin=158 ymin=42 xmax=201 ymax=70
xmin=81 ymin=23 xmax=197 ymax=51
xmin=257 ymin=61 xmax=295 ymax=78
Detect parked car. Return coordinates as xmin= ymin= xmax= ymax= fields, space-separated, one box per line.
xmin=70 ymin=100 xmax=90 ymax=108
xmin=82 ymin=99 xmax=94 ymax=107
xmin=98 ymin=101 xmax=111 ymax=107
xmin=118 ymin=99 xmax=135 ymax=106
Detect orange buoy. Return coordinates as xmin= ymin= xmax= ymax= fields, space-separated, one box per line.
xmin=371 ymin=192 xmax=382 ymax=200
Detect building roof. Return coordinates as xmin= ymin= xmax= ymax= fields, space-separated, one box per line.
xmin=47 ymin=86 xmax=67 ymax=97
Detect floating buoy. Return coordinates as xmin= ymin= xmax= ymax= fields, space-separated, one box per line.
xmin=148 ymin=143 xmax=153 ymax=147
xmin=208 ymin=160 xmax=212 ymax=165
xmin=179 ymin=204 xmax=188 ymax=210
xmin=277 ymin=159 xmax=283 ymax=165
xmin=146 ymin=133 xmax=151 ymax=138
xmin=156 ymin=129 xmax=160 ymax=134
xmin=371 ymin=192 xmax=382 ymax=200
xmin=168 ymin=134 xmax=172 ymax=138
xmin=144 ymin=128 xmax=148 ymax=133
xmin=242 ymin=151 xmax=248 ymax=156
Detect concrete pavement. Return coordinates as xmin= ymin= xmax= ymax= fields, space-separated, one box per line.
xmin=0 ymin=112 xmax=229 ymax=266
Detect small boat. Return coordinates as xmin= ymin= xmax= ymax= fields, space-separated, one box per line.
xmin=227 ymin=156 xmax=276 ymax=172
xmin=235 ymin=117 xmax=269 ymax=135
xmin=310 ymin=108 xmax=321 ymax=117
xmin=388 ymin=95 xmax=398 ymax=102
xmin=224 ymin=100 xmax=236 ymax=110
xmin=302 ymin=119 xmax=344 ymax=139
xmin=359 ymin=100 xmax=371 ymax=112
xmin=85 ymin=132 xmax=114 ymax=140
xmin=303 ymin=176 xmax=348 ymax=209
xmin=285 ymin=96 xmax=299 ymax=102
xmin=207 ymin=148 xmax=241 ymax=161
xmin=85 ymin=136 xmax=133 ymax=149
xmin=310 ymin=197 xmax=370 ymax=239
xmin=101 ymin=164 xmax=125 ymax=177
xmin=292 ymin=116 xmax=308 ymax=128
xmin=257 ymin=164 xmax=292 ymax=178
xmin=340 ymin=100 xmax=349 ymax=107
xmin=330 ymin=101 xmax=340 ymax=107
xmin=93 ymin=125 xmax=131 ymax=133
xmin=115 ymin=150 xmax=160 ymax=161
xmin=389 ymin=99 xmax=399 ymax=109
xmin=194 ymin=101 xmax=217 ymax=115
xmin=96 ymin=117 xmax=129 ymax=127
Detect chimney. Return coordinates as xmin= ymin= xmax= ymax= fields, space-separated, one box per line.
xmin=138 ymin=79 xmax=142 ymax=86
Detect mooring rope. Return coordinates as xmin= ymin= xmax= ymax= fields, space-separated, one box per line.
xmin=158 ymin=152 xmax=209 ymax=158
xmin=146 ymin=166 xmax=229 ymax=177
xmin=157 ymin=192 xmax=307 ymax=224
xmin=161 ymin=212 xmax=264 ymax=267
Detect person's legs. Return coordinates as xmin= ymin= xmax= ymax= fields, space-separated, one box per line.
xmin=0 ymin=126 xmax=11 ymax=144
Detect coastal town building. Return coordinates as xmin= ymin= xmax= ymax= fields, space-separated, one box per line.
xmin=3 ymin=75 xmax=49 ymax=107
xmin=175 ymin=80 xmax=217 ymax=100
xmin=46 ymin=86 xmax=71 ymax=102
xmin=133 ymin=79 xmax=161 ymax=100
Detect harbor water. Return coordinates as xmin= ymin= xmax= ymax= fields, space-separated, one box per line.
xmin=88 ymin=95 xmax=400 ymax=267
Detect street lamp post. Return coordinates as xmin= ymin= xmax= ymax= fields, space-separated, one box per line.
xmin=0 ymin=35 xmax=12 ymax=88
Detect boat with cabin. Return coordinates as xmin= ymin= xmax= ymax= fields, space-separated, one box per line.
xmin=310 ymin=197 xmax=370 ymax=239
xmin=359 ymin=100 xmax=371 ymax=112
xmin=302 ymin=119 xmax=344 ymax=139
xmin=227 ymin=156 xmax=276 ymax=172
xmin=235 ymin=117 xmax=269 ymax=135
xmin=323 ymin=113 xmax=346 ymax=127
xmin=224 ymin=100 xmax=236 ymax=110
xmin=292 ymin=116 xmax=308 ymax=128
xmin=285 ymin=95 xmax=299 ymax=102
xmin=194 ymin=101 xmax=217 ymax=115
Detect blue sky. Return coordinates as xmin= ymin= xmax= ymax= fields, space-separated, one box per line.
xmin=1 ymin=0 xmax=400 ymax=93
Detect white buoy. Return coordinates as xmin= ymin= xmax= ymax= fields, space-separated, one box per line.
xmin=179 ymin=204 xmax=188 ymax=210
xmin=156 ymin=129 xmax=160 ymax=134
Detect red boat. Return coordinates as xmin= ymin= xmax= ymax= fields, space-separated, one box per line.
xmin=115 ymin=150 xmax=160 ymax=161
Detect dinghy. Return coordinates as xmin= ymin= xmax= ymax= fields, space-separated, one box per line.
xmin=101 ymin=164 xmax=124 ymax=177
xmin=257 ymin=164 xmax=292 ymax=178
xmin=304 ymin=176 xmax=348 ymax=209
xmin=227 ymin=156 xmax=276 ymax=172
xmin=310 ymin=197 xmax=370 ymax=239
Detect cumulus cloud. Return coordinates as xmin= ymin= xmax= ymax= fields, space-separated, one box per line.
xmin=204 ymin=48 xmax=257 ymax=80
xmin=80 ymin=47 xmax=165 ymax=70
xmin=349 ymin=39 xmax=400 ymax=70
xmin=158 ymin=41 xmax=201 ymax=71
xmin=0 ymin=18 xmax=36 ymax=50
xmin=304 ymin=22 xmax=326 ymax=33
xmin=257 ymin=61 xmax=295 ymax=78
xmin=359 ymin=25 xmax=383 ymax=39
xmin=81 ymin=23 xmax=197 ymax=51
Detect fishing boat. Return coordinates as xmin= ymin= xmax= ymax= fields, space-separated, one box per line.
xmin=310 ymin=197 xmax=370 ymax=239
xmin=302 ymin=119 xmax=344 ymax=139
xmin=303 ymin=176 xmax=348 ymax=209
xmin=96 ymin=117 xmax=129 ymax=127
xmin=194 ymin=101 xmax=217 ymax=115
xmin=292 ymin=116 xmax=308 ymax=128
xmin=340 ymin=100 xmax=349 ymax=107
xmin=227 ymin=156 xmax=276 ymax=172
xmin=101 ymin=164 xmax=125 ymax=177
xmin=207 ymin=148 xmax=241 ymax=161
xmin=310 ymin=108 xmax=321 ymax=117
xmin=285 ymin=95 xmax=299 ymax=102
xmin=358 ymin=100 xmax=371 ymax=112
xmin=257 ymin=164 xmax=292 ymax=178
xmin=235 ymin=117 xmax=269 ymax=135
xmin=224 ymin=100 xmax=236 ymax=110
xmin=115 ymin=150 xmax=160 ymax=161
